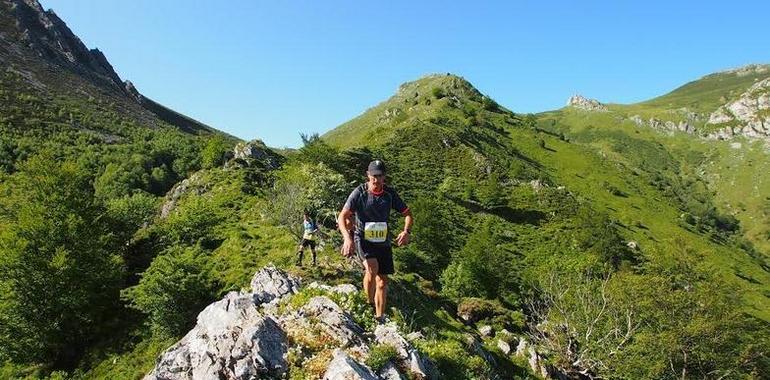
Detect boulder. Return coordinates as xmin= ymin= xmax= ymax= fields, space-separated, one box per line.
xmin=144 ymin=293 xmax=288 ymax=379
xmin=250 ymin=265 xmax=301 ymax=305
xmin=231 ymin=139 xmax=281 ymax=169
xmin=375 ymin=323 xmax=432 ymax=379
xmin=378 ymin=361 xmax=406 ymax=380
xmin=323 ymin=349 xmax=378 ymax=380
xmin=281 ymin=296 xmax=366 ymax=348
xmin=497 ymin=339 xmax=511 ymax=355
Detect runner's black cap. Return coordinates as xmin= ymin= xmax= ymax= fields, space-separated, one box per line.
xmin=367 ymin=160 xmax=386 ymax=175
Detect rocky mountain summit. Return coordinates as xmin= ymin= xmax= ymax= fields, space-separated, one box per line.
xmin=0 ymin=0 xmax=216 ymax=134
xmin=566 ymin=95 xmax=607 ymax=112
xmin=3 ymin=0 xmax=124 ymax=89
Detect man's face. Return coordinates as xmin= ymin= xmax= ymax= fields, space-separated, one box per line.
xmin=367 ymin=172 xmax=385 ymax=190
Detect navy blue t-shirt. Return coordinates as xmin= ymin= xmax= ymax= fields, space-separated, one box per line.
xmin=343 ymin=183 xmax=409 ymax=247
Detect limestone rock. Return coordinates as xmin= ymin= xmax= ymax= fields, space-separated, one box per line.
xmin=479 ymin=325 xmax=493 ymax=337
xmin=497 ymin=339 xmax=511 ymax=355
xmin=375 ymin=323 xmax=432 ymax=379
xmin=250 ymin=265 xmax=301 ymax=305
xmin=144 ymin=293 xmax=288 ymax=380
xmin=707 ymin=77 xmax=770 ymax=142
xmin=323 ymin=349 xmax=378 ymax=380
xmin=378 ymin=361 xmax=406 ymax=380
xmin=308 ymin=281 xmax=359 ymax=295
xmin=231 ymin=139 xmax=281 ymax=169
xmin=281 ymin=296 xmax=366 ymax=348
xmin=567 ymin=95 xmax=608 ymax=112
xmin=160 ymin=172 xmax=206 ymax=218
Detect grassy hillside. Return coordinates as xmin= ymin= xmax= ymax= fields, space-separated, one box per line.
xmin=2 ymin=69 xmax=768 ymax=379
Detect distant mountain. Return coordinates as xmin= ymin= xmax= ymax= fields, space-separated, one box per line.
xmin=0 ymin=0 xmax=218 ymax=135
xmin=564 ymin=64 xmax=770 ymax=142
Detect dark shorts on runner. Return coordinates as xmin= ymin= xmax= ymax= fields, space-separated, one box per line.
xmin=355 ymin=239 xmax=394 ymax=275
xmin=300 ymin=239 xmax=316 ymax=249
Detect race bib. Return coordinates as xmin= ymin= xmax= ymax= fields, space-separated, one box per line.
xmin=364 ymin=222 xmax=388 ymax=243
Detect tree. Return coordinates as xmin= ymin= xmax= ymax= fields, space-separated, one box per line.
xmin=0 ymin=153 xmax=124 ymax=367
xmin=265 ymin=162 xmax=347 ymax=239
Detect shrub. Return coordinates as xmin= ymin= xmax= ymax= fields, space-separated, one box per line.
xmin=200 ymin=135 xmax=231 ymax=169
xmin=122 ymin=245 xmax=216 ymax=337
xmin=432 ymin=87 xmax=446 ymax=99
xmin=366 ymin=344 xmax=399 ymax=372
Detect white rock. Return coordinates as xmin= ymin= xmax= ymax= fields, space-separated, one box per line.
xmin=478 ymin=325 xmax=493 ymax=337
xmin=566 ymin=94 xmax=608 ymax=111
xmin=250 ymin=265 xmax=301 ymax=305
xmin=378 ymin=361 xmax=406 ymax=380
xmin=323 ymin=349 xmax=378 ymax=380
xmin=497 ymin=339 xmax=511 ymax=355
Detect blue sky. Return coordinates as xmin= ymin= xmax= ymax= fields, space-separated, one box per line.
xmin=42 ymin=1 xmax=770 ymax=148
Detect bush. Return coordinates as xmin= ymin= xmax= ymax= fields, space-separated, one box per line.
xmin=432 ymin=87 xmax=446 ymax=99
xmin=200 ymin=135 xmax=231 ymax=169
xmin=162 ymin=196 xmax=226 ymax=246
xmin=122 ymin=245 xmax=216 ymax=337
xmin=365 ymin=344 xmax=399 ymax=372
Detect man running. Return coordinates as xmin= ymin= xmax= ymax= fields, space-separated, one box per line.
xmin=338 ymin=160 xmax=413 ymax=324
xmin=297 ymin=211 xmax=319 ymax=266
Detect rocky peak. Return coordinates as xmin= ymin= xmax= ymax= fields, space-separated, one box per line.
xmin=566 ymin=94 xmax=608 ymax=111
xmin=6 ymin=0 xmax=125 ymax=90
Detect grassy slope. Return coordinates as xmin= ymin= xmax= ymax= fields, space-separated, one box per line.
xmin=325 ymin=73 xmax=770 ymax=320
xmin=518 ymin=117 xmax=770 ymax=319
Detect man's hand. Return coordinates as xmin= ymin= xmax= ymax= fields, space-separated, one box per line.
xmin=395 ymin=230 xmax=410 ymax=246
xmin=341 ymin=238 xmax=355 ymax=257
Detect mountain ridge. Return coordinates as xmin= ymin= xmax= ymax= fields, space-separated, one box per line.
xmin=1 ymin=0 xmax=219 ymax=135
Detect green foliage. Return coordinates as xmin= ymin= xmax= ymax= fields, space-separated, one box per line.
xmin=106 ymin=192 xmax=158 ymax=233
xmin=573 ymin=207 xmax=638 ymax=270
xmin=440 ymin=219 xmax=522 ymax=306
xmin=431 ymin=87 xmax=446 ymax=99
xmin=531 ymin=238 xmax=770 ymax=379
xmin=365 ymin=344 xmax=398 ymax=372
xmin=0 ymin=153 xmax=124 ymax=367
xmin=265 ymin=162 xmax=347 ymax=238
xmin=457 ymin=297 xmax=524 ymax=331
xmin=122 ymin=245 xmax=216 ymax=338
xmin=162 ymin=195 xmax=226 ymax=246
xmin=200 ymin=135 xmax=231 ymax=169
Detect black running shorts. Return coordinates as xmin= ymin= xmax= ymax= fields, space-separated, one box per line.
xmin=355 ymin=239 xmax=394 ymax=275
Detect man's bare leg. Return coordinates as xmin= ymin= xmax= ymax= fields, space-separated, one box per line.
xmin=375 ymin=274 xmax=389 ymax=318
xmin=364 ymin=258 xmax=379 ymax=306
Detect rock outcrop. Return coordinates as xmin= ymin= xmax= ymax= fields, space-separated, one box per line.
xmin=228 ymin=139 xmax=283 ymax=170
xmin=144 ymin=267 xmax=300 ymax=379
xmin=566 ymin=95 xmax=608 ymax=112
xmin=706 ymin=77 xmax=770 ymax=141
xmin=145 ymin=266 xmax=438 ymax=380
xmin=159 ymin=172 xmax=207 ymax=218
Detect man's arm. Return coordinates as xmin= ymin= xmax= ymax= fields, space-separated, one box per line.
xmin=395 ymin=209 xmax=413 ymax=246
xmin=338 ymin=208 xmax=355 ymax=256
